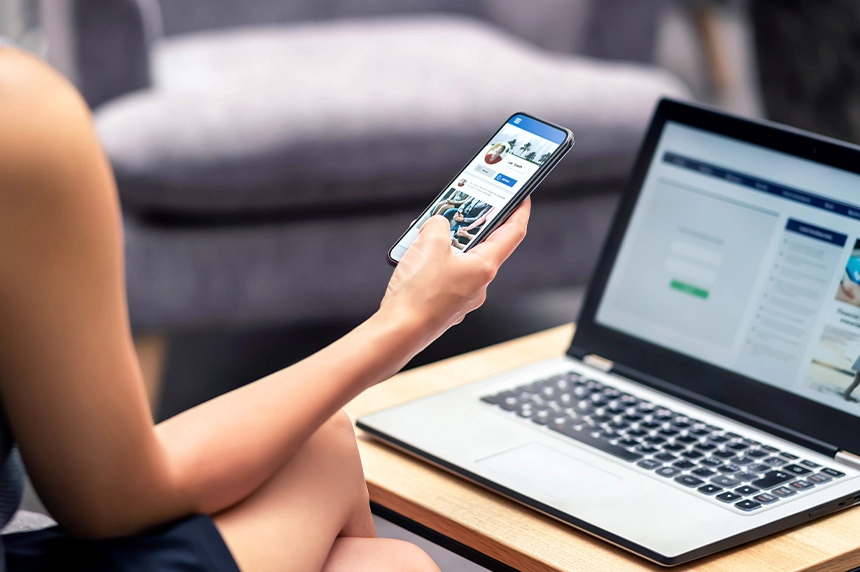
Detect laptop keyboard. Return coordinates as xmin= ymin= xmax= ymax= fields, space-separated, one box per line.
xmin=480 ymin=371 xmax=846 ymax=513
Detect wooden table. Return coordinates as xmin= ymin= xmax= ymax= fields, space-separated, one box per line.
xmin=344 ymin=325 xmax=860 ymax=572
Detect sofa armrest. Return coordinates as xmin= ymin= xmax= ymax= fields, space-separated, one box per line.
xmin=39 ymin=0 xmax=160 ymax=108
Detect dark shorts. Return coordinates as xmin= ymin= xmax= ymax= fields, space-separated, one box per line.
xmin=3 ymin=514 xmax=239 ymax=572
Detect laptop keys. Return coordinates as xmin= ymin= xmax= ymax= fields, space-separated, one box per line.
xmin=734 ymin=499 xmax=761 ymax=511
xmin=615 ymin=438 xmax=638 ymax=448
xmin=698 ymin=484 xmax=722 ymax=495
xmin=675 ymin=474 xmax=704 ymax=487
xmin=712 ymin=475 xmax=742 ymax=488
xmin=548 ymin=421 xmax=643 ymax=462
xmin=789 ymin=480 xmax=815 ymax=492
xmin=783 ymin=463 xmax=812 ymax=476
xmin=751 ymin=470 xmax=795 ymax=489
xmin=717 ymin=463 xmax=742 ymax=474
xmin=772 ymin=486 xmax=796 ymax=498
xmin=637 ymin=459 xmax=661 ymax=470
xmin=716 ymin=491 xmax=743 ymax=503
xmin=480 ymin=374 xmax=843 ymax=514
xmin=749 ymin=463 xmax=772 ymax=473
xmin=808 ymin=473 xmax=832 ymax=485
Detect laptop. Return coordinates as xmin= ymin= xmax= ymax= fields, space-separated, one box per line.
xmin=357 ymin=98 xmax=860 ymax=566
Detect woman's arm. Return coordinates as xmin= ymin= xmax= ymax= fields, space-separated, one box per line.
xmin=0 ymin=50 xmax=529 ymax=538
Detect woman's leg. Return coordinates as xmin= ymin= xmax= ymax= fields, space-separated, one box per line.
xmin=323 ymin=537 xmax=440 ymax=572
xmin=213 ymin=411 xmax=438 ymax=571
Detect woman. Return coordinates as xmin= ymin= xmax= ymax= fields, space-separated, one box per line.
xmin=0 ymin=50 xmax=529 ymax=570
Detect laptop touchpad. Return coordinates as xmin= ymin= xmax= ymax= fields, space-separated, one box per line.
xmin=477 ymin=442 xmax=621 ymax=500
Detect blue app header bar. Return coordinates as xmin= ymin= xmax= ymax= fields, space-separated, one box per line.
xmin=663 ymin=151 xmax=860 ymax=222
xmin=785 ymin=218 xmax=847 ymax=247
xmin=508 ymin=114 xmax=568 ymax=145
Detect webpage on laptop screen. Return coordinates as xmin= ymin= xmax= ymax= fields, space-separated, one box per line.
xmin=595 ymin=121 xmax=860 ymax=417
xmin=389 ymin=115 xmax=564 ymax=260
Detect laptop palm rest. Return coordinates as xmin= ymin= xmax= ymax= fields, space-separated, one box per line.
xmin=476 ymin=442 xmax=621 ymax=500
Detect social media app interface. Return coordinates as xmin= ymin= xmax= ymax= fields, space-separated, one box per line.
xmin=390 ymin=114 xmax=567 ymax=260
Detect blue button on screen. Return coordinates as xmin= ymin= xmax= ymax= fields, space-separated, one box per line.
xmin=494 ymin=174 xmax=517 ymax=187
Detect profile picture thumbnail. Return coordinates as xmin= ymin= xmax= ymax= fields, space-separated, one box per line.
xmin=484 ymin=143 xmax=509 ymax=165
xmin=457 ymin=178 xmax=467 ymax=187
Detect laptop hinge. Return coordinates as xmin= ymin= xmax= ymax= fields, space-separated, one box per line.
xmin=583 ymin=354 xmax=613 ymax=373
xmin=836 ymin=450 xmax=860 ymax=471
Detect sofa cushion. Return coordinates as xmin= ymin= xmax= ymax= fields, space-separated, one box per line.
xmin=96 ymin=15 xmax=688 ymax=216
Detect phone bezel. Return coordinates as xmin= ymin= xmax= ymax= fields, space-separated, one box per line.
xmin=386 ymin=112 xmax=574 ymax=266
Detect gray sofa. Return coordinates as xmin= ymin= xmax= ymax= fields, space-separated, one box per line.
xmin=41 ymin=0 xmax=690 ymax=333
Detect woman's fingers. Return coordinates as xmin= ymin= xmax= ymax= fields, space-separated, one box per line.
xmin=417 ymin=214 xmax=450 ymax=237
xmin=468 ymin=198 xmax=531 ymax=267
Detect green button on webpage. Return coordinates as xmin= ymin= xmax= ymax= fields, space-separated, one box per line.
xmin=670 ymin=280 xmax=709 ymax=299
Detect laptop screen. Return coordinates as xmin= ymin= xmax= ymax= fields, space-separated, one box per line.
xmin=594 ymin=120 xmax=860 ymax=419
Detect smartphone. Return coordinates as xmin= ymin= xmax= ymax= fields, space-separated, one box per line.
xmin=387 ymin=112 xmax=574 ymax=265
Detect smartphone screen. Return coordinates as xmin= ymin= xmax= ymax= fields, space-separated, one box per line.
xmin=388 ymin=113 xmax=573 ymax=264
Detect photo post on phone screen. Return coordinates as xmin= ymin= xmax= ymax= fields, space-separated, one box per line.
xmin=388 ymin=113 xmax=572 ymax=263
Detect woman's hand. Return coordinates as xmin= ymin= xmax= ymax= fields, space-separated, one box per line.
xmin=379 ymin=198 xmax=530 ymax=348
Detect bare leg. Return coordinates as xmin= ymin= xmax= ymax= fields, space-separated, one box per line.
xmin=214 ymin=411 xmax=438 ymax=572
xmin=323 ymin=537 xmax=440 ymax=572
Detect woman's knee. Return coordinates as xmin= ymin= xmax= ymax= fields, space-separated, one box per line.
xmin=324 ymin=537 xmax=440 ymax=572
xmin=383 ymin=539 xmax=440 ymax=572
xmin=312 ymin=411 xmax=365 ymax=487
xmin=313 ymin=410 xmax=360 ymax=464
xmin=320 ymin=409 xmax=357 ymax=441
